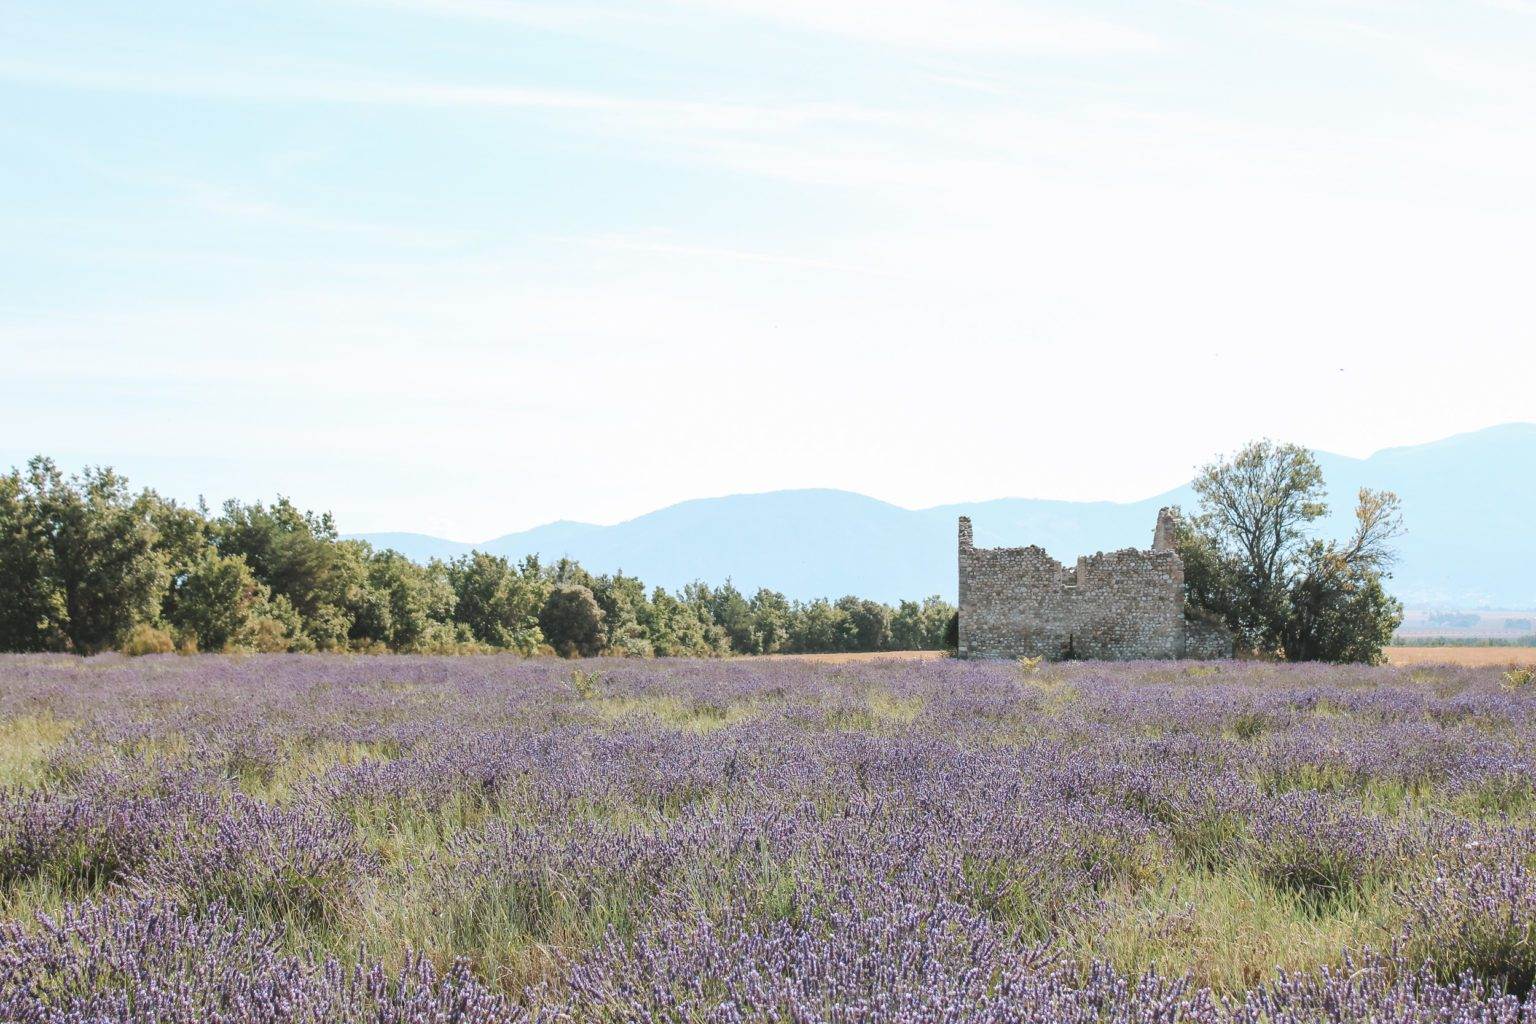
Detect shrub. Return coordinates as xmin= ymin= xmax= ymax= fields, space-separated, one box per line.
xmin=1503 ymin=668 xmax=1536 ymax=690
xmin=1401 ymin=848 xmax=1536 ymax=994
xmin=0 ymin=896 xmax=512 ymax=1022
xmin=405 ymin=621 xmax=495 ymax=655
xmin=570 ymin=668 xmax=603 ymax=699
xmin=1245 ymin=794 xmax=1405 ymax=904
xmin=539 ymin=584 xmax=605 ymax=658
xmin=244 ymin=615 xmax=295 ymax=653
xmin=240 ymin=594 xmax=309 ymax=652
xmin=168 ymin=549 xmax=268 ymax=652
xmin=0 ymin=779 xmax=212 ymax=889
xmin=120 ymin=624 xmax=174 ymax=656
xmin=131 ymin=797 xmax=375 ymax=924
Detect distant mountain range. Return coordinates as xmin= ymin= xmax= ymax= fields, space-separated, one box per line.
xmin=349 ymin=424 xmax=1536 ymax=609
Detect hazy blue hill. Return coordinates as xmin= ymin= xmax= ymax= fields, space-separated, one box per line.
xmin=351 ymin=532 xmax=475 ymax=562
xmin=479 ymin=520 xmax=604 ymax=561
xmin=350 ymin=424 xmax=1536 ymax=607
xmin=498 ymin=490 xmax=949 ymax=602
xmin=1332 ymin=423 xmax=1536 ymax=607
xmin=351 ymin=521 xmax=602 ymax=564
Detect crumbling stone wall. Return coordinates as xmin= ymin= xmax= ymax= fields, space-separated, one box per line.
xmin=958 ymin=510 xmax=1232 ymax=661
xmin=1185 ymin=612 xmax=1236 ymax=661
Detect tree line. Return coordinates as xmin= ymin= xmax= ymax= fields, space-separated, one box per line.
xmin=0 ymin=457 xmax=955 ymax=657
xmin=1 ymin=440 xmax=1404 ymax=663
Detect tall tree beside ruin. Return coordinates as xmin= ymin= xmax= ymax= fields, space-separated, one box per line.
xmin=1278 ymin=488 xmax=1405 ymax=663
xmin=1179 ymin=441 xmax=1404 ymax=663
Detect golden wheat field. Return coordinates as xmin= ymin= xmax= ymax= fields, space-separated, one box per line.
xmin=1384 ymin=646 xmax=1536 ymax=667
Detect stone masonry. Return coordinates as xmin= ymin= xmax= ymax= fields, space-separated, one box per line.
xmin=957 ymin=509 xmax=1233 ymax=661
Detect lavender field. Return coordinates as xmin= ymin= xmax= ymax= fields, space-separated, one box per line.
xmin=4 ymin=655 xmax=1536 ymax=1022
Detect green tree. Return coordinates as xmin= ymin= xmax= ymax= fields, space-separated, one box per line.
xmin=1278 ymin=490 xmax=1405 ymax=664
xmin=748 ymin=588 xmax=792 ymax=654
xmin=920 ymin=596 xmax=956 ymax=649
xmin=836 ymin=595 xmax=891 ymax=652
xmin=1190 ymin=440 xmax=1326 ymax=651
xmin=244 ymin=593 xmax=308 ymax=653
xmin=1166 ymin=509 xmax=1232 ymax=623
xmin=0 ymin=454 xmax=985 ymax=662
xmin=143 ymin=492 xmax=211 ymax=603
xmin=168 ymin=549 xmax=269 ymax=652
xmin=213 ymin=498 xmax=360 ymax=650
xmin=0 ymin=466 xmax=62 ymax=651
xmin=548 ymin=557 xmax=595 ymax=589
xmin=22 ymin=459 xmax=168 ymax=653
xmin=640 ymin=587 xmax=729 ymax=657
xmin=391 ymin=554 xmax=456 ymax=650
xmin=789 ymin=598 xmax=844 ymax=653
xmin=446 ymin=552 xmax=547 ymax=653
xmin=350 ymin=550 xmax=456 ymax=651
xmin=701 ymin=579 xmax=755 ymax=654
xmin=539 ymin=583 xmax=605 ymax=658
xmin=1181 ymin=442 xmax=1404 ymax=663
xmin=891 ymin=599 xmax=926 ymax=651
xmin=890 ymin=596 xmax=955 ymax=651
xmin=589 ymin=572 xmax=653 ymax=656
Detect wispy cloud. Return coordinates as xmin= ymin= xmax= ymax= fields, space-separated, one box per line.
xmin=347 ymin=0 xmax=1158 ymax=55
xmin=670 ymin=0 xmax=1158 ymax=54
xmin=6 ymin=0 xmax=1536 ymax=539
xmin=346 ymin=0 xmax=657 ymax=31
xmin=177 ymin=182 xmax=466 ymax=248
xmin=0 ymin=57 xmax=657 ymax=111
xmin=1418 ymin=47 xmax=1536 ymax=97
xmin=565 ymin=235 xmax=905 ymax=279
xmin=0 ymin=56 xmax=885 ymax=129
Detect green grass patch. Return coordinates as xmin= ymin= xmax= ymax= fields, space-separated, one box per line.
xmin=237 ymin=739 xmax=402 ymax=801
xmin=1069 ymin=864 xmax=1401 ymax=993
xmin=584 ymin=694 xmax=759 ymax=732
xmin=0 ymin=715 xmax=74 ymax=789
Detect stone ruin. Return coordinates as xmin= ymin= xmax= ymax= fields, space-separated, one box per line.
xmin=957 ymin=509 xmax=1233 ymax=661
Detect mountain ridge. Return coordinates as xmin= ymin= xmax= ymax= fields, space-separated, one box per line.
xmin=348 ymin=424 xmax=1536 ymax=608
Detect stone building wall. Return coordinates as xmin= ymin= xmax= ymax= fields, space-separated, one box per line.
xmin=957 ymin=510 xmax=1231 ymax=661
xmin=1185 ymin=613 xmax=1237 ymax=660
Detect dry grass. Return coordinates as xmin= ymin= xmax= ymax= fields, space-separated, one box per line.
xmin=1384 ymin=646 xmax=1536 ymax=667
xmin=760 ymin=648 xmax=1536 ymax=668
xmin=746 ymin=650 xmax=948 ymax=664
xmin=0 ymin=714 xmax=74 ymax=788
xmin=1071 ymin=866 xmax=1399 ymax=992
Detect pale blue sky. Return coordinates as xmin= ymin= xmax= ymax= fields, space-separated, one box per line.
xmin=3 ymin=0 xmax=1533 ymax=539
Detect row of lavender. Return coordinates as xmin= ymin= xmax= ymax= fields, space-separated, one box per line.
xmin=3 ymin=654 xmax=1536 ymax=1022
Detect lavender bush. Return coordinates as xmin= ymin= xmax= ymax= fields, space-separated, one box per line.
xmin=3 ymin=653 xmax=1536 ymax=1021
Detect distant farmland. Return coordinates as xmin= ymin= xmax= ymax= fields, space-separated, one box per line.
xmin=1386 ymin=645 xmax=1536 ymax=667
xmin=1396 ymin=607 xmax=1536 ymax=641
